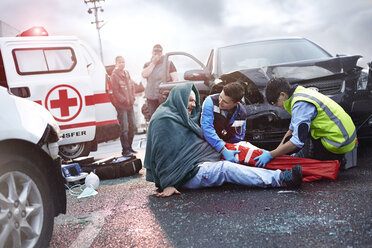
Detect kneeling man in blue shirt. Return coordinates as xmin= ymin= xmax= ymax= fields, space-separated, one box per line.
xmin=201 ymin=82 xmax=247 ymax=163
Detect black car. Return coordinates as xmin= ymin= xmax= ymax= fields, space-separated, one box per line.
xmin=157 ymin=38 xmax=372 ymax=149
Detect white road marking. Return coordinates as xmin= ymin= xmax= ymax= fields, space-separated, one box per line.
xmin=69 ymin=210 xmax=112 ymax=248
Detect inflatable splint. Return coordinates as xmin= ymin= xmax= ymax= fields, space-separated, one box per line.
xmin=225 ymin=142 xmax=340 ymax=182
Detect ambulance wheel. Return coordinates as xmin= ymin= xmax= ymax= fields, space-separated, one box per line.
xmin=0 ymin=152 xmax=54 ymax=248
xmin=59 ymin=142 xmax=91 ymax=160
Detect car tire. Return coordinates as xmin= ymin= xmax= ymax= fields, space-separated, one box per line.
xmin=0 ymin=152 xmax=55 ymax=248
xmin=59 ymin=142 xmax=91 ymax=160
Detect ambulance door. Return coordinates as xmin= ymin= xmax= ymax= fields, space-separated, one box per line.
xmin=4 ymin=40 xmax=96 ymax=159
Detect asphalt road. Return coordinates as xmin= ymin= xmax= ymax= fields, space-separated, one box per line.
xmin=49 ymin=137 xmax=372 ymax=248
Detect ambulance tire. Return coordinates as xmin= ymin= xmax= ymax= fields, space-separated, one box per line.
xmin=0 ymin=152 xmax=55 ymax=248
xmin=59 ymin=142 xmax=91 ymax=160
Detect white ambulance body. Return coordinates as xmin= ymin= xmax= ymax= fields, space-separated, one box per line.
xmin=0 ymin=28 xmax=120 ymax=159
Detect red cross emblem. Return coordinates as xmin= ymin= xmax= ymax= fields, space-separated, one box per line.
xmin=45 ymin=85 xmax=83 ymax=122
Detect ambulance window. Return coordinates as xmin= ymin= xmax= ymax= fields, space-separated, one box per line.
xmin=45 ymin=49 xmax=75 ymax=71
xmin=0 ymin=50 xmax=8 ymax=88
xmin=12 ymin=47 xmax=76 ymax=75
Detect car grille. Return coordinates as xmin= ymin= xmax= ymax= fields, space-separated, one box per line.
xmin=246 ymin=130 xmax=286 ymax=142
xmin=301 ymin=79 xmax=343 ymax=95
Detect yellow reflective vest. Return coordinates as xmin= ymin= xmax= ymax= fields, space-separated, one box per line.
xmin=283 ymin=86 xmax=356 ymax=154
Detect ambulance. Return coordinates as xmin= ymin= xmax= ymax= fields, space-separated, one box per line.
xmin=0 ymin=27 xmax=120 ymax=159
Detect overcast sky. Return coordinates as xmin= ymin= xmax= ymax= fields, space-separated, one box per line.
xmin=1 ymin=0 xmax=371 ymax=81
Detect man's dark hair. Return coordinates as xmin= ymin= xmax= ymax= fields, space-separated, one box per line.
xmin=223 ymin=82 xmax=244 ymax=103
xmin=265 ymin=78 xmax=291 ymax=105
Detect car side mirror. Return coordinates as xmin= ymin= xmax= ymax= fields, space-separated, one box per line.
xmin=184 ymin=69 xmax=209 ymax=81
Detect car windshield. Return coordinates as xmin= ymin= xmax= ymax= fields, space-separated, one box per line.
xmin=217 ymin=39 xmax=332 ymax=75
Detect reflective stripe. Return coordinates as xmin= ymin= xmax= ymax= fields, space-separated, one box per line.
xmin=213 ymin=105 xmax=227 ymax=118
xmin=232 ymin=120 xmax=245 ymax=127
xmin=244 ymin=147 xmax=254 ymax=164
xmin=291 ymin=92 xmax=355 ymax=148
xmin=323 ymin=129 xmax=356 ymax=148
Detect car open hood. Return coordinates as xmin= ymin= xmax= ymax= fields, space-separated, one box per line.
xmin=220 ymin=55 xmax=362 ymax=87
xmin=218 ymin=55 xmax=363 ymax=148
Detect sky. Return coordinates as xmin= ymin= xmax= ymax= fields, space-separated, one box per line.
xmin=1 ymin=0 xmax=372 ymax=81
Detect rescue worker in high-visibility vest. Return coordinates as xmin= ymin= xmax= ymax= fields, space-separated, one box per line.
xmin=254 ymin=77 xmax=356 ymax=168
xmin=201 ymin=82 xmax=247 ymax=163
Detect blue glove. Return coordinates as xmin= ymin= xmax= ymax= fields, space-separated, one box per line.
xmin=253 ymin=150 xmax=273 ymax=168
xmin=221 ymin=148 xmax=240 ymax=163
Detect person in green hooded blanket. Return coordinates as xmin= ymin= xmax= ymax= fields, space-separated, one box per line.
xmin=144 ymin=83 xmax=303 ymax=197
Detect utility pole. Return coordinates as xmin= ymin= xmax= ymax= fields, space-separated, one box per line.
xmin=84 ymin=0 xmax=105 ymax=63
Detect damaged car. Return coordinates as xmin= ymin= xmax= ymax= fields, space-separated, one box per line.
xmin=157 ymin=38 xmax=372 ymax=149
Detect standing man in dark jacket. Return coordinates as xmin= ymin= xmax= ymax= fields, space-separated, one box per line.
xmin=201 ymin=82 xmax=247 ymax=163
xmin=111 ymin=56 xmax=137 ymax=156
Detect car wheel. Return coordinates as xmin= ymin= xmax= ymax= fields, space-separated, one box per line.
xmin=0 ymin=152 xmax=54 ymax=248
xmin=59 ymin=142 xmax=90 ymax=160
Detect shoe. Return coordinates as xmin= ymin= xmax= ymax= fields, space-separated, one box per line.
xmin=129 ymin=148 xmax=137 ymax=154
xmin=280 ymin=164 xmax=302 ymax=188
xmin=122 ymin=150 xmax=134 ymax=157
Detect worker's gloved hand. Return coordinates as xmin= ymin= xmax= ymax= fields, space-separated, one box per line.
xmin=253 ymin=150 xmax=273 ymax=168
xmin=221 ymin=148 xmax=240 ymax=163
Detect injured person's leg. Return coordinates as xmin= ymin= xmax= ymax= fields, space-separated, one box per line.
xmin=224 ymin=141 xmax=340 ymax=182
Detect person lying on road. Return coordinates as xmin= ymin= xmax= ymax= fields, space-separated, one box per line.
xmin=144 ymin=83 xmax=303 ymax=198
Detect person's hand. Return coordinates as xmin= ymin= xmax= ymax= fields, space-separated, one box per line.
xmin=253 ymin=150 xmax=273 ymax=168
xmin=221 ymin=148 xmax=240 ymax=163
xmin=151 ymin=54 xmax=161 ymax=64
xmin=156 ymin=186 xmax=181 ymax=198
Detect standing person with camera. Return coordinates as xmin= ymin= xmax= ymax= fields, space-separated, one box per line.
xmin=141 ymin=44 xmax=179 ymax=120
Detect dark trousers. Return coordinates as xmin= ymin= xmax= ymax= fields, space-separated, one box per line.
xmin=146 ymin=99 xmax=161 ymax=120
xmin=116 ymin=107 xmax=135 ymax=152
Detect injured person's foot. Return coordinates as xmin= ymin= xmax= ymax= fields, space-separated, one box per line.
xmin=280 ymin=164 xmax=303 ymax=188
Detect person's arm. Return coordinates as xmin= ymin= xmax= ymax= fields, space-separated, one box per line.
xmin=201 ymin=96 xmax=225 ymax=152
xmin=142 ymin=55 xmax=161 ymax=78
xmin=111 ymin=74 xmax=125 ymax=103
xmin=279 ymin=130 xmax=293 ymax=146
xmin=201 ymin=96 xmax=240 ymax=162
xmin=273 ymin=101 xmax=316 ymax=157
xmin=149 ymin=118 xmax=186 ymax=192
xmin=254 ymin=101 xmax=316 ymax=167
xmin=141 ymin=62 xmax=156 ymax=78
xmin=270 ymin=140 xmax=298 ymax=158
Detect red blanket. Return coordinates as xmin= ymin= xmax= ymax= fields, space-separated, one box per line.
xmin=225 ymin=142 xmax=340 ymax=182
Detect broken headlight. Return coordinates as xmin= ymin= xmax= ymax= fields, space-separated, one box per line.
xmin=357 ymin=68 xmax=369 ymax=90
xmin=37 ymin=124 xmax=61 ymax=146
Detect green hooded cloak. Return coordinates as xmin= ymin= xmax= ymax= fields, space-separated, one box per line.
xmin=144 ymin=83 xmax=221 ymax=190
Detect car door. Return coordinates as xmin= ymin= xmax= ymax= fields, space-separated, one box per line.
xmin=158 ymin=52 xmax=211 ymax=104
xmin=3 ymin=40 xmax=96 ymax=146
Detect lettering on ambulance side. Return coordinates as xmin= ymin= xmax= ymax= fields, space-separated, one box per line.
xmin=61 ymin=130 xmax=87 ymax=139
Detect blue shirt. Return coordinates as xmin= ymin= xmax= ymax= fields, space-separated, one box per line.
xmin=289 ymin=101 xmax=317 ymax=148
xmin=201 ymin=96 xmax=246 ymax=152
